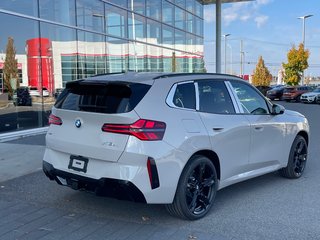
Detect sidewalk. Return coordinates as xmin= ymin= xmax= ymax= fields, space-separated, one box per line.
xmin=0 ymin=134 xmax=45 ymax=182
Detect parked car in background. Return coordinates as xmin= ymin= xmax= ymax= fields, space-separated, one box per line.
xmin=282 ymin=86 xmax=312 ymax=102
xmin=43 ymin=72 xmax=309 ymax=220
xmin=316 ymin=94 xmax=320 ymax=104
xmin=29 ymin=87 xmax=40 ymax=97
xmin=13 ymin=87 xmax=32 ymax=106
xmin=256 ymin=86 xmax=272 ymax=96
xmin=266 ymin=85 xmax=286 ymax=100
xmin=300 ymin=87 xmax=320 ymax=103
xmin=42 ymin=87 xmax=50 ymax=97
xmin=29 ymin=86 xmax=50 ymax=97
xmin=54 ymin=88 xmax=64 ymax=99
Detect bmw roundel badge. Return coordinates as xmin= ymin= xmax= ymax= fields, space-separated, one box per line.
xmin=75 ymin=119 xmax=81 ymax=128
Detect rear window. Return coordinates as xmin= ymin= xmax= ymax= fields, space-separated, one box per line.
xmin=55 ymin=81 xmax=151 ymax=114
xmin=284 ymin=87 xmax=294 ymax=92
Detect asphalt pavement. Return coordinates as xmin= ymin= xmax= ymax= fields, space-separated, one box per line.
xmin=0 ymin=102 xmax=320 ymax=240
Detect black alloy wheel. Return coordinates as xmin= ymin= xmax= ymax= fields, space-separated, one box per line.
xmin=166 ymin=155 xmax=218 ymax=220
xmin=280 ymin=135 xmax=308 ymax=179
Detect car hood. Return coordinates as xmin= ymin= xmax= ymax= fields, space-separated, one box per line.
xmin=301 ymin=92 xmax=320 ymax=97
xmin=285 ymin=110 xmax=305 ymax=118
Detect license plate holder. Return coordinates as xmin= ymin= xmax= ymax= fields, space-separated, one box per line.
xmin=68 ymin=155 xmax=88 ymax=173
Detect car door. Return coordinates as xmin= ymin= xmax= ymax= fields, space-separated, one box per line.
xmin=229 ymin=81 xmax=286 ymax=169
xmin=196 ymin=79 xmax=251 ymax=187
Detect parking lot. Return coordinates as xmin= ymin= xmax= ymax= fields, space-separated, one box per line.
xmin=0 ymin=101 xmax=319 ymax=240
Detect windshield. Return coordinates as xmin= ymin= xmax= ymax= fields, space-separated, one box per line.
xmin=312 ymin=88 xmax=320 ymax=93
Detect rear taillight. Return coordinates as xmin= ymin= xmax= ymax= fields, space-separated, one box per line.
xmin=48 ymin=114 xmax=62 ymax=125
xmin=102 ymin=119 xmax=166 ymax=141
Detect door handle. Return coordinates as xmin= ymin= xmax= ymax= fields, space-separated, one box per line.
xmin=213 ymin=127 xmax=224 ymax=132
xmin=254 ymin=126 xmax=264 ymax=131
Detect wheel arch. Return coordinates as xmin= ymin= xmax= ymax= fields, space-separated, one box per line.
xmin=190 ymin=150 xmax=221 ymax=180
xmin=297 ymin=131 xmax=309 ymax=146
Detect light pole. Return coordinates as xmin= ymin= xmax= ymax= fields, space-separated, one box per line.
xmin=223 ymin=34 xmax=230 ymax=74
xmin=227 ymin=44 xmax=233 ymax=74
xmin=298 ymin=14 xmax=313 ymax=85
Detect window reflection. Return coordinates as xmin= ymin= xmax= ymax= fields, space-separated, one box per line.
xmin=0 ymin=0 xmax=38 ymax=17
xmin=175 ymin=6 xmax=185 ymax=30
xmin=146 ymin=46 xmax=163 ymax=72
xmin=146 ymin=1 xmax=161 ymax=21
xmin=162 ymin=25 xmax=174 ymax=47
xmin=76 ymin=0 xmax=104 ymax=33
xmin=186 ymin=0 xmax=195 ymax=13
xmin=0 ymin=14 xmax=44 ymax=133
xmin=195 ymin=1 xmax=203 ymax=18
xmin=162 ymin=1 xmax=174 ymax=25
xmin=107 ymin=37 xmax=128 ymax=73
xmin=129 ymin=42 xmax=146 ymax=71
xmin=186 ymin=13 xmax=194 ymax=34
xmin=106 ymin=4 xmax=127 ymax=38
xmin=39 ymin=0 xmax=76 ymax=26
xmin=147 ymin=20 xmax=161 ymax=45
xmin=107 ymin=0 xmax=128 ymax=9
xmin=128 ymin=14 xmax=146 ymax=41
xmin=129 ymin=0 xmax=145 ymax=15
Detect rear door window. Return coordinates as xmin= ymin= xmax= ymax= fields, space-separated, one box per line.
xmin=55 ymin=81 xmax=151 ymax=114
xmin=198 ymin=80 xmax=235 ymax=114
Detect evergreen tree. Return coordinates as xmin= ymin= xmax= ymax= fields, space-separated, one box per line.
xmin=282 ymin=44 xmax=309 ymax=86
xmin=3 ymin=37 xmax=19 ymax=97
xmin=252 ymin=56 xmax=272 ymax=86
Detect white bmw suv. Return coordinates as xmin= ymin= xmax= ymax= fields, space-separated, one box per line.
xmin=43 ymin=72 xmax=309 ymax=220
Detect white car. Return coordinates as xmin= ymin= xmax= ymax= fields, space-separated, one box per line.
xmin=29 ymin=87 xmax=50 ymax=97
xmin=300 ymin=87 xmax=320 ymax=103
xmin=42 ymin=87 xmax=50 ymax=97
xmin=29 ymin=87 xmax=40 ymax=97
xmin=43 ymin=72 xmax=309 ymax=220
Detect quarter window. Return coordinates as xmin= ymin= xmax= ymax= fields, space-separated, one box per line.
xmin=231 ymin=81 xmax=269 ymax=115
xmin=198 ymin=80 xmax=235 ymax=114
xmin=172 ymin=83 xmax=196 ymax=109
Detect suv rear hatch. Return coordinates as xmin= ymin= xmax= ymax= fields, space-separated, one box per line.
xmin=47 ymin=80 xmax=151 ymax=162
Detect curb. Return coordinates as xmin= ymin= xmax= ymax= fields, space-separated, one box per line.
xmin=0 ymin=127 xmax=48 ymax=142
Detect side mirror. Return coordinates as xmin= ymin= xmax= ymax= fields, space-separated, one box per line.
xmin=271 ymin=104 xmax=285 ymax=115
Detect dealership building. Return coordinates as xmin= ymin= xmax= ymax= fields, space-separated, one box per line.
xmin=0 ymin=0 xmax=249 ymax=137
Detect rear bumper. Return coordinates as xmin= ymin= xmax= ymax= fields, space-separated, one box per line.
xmin=43 ymin=161 xmax=147 ymax=203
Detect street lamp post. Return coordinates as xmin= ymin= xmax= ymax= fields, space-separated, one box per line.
xmin=223 ymin=34 xmax=230 ymax=74
xmin=227 ymin=44 xmax=233 ymax=74
xmin=298 ymin=14 xmax=313 ymax=85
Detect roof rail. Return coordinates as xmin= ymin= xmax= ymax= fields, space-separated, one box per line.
xmin=153 ymin=72 xmax=238 ymax=80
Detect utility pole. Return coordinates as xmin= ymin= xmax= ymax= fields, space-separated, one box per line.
xmin=223 ymin=34 xmax=230 ymax=74
xmin=240 ymin=40 xmax=244 ymax=77
xmin=298 ymin=14 xmax=313 ymax=85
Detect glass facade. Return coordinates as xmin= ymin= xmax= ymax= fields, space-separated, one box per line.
xmin=0 ymin=0 xmax=204 ymax=134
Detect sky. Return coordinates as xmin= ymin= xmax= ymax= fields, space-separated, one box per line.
xmin=203 ymin=0 xmax=320 ymax=77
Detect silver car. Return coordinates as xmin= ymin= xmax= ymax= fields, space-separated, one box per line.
xmin=300 ymin=87 xmax=320 ymax=103
xmin=43 ymin=72 xmax=309 ymax=220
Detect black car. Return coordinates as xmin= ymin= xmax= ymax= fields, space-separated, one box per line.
xmin=316 ymin=95 xmax=320 ymax=104
xmin=13 ymin=87 xmax=32 ymax=106
xmin=256 ymin=86 xmax=272 ymax=96
xmin=266 ymin=86 xmax=285 ymax=100
xmin=54 ymin=88 xmax=64 ymax=99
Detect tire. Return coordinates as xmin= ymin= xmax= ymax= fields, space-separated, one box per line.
xmin=279 ymin=135 xmax=307 ymax=179
xmin=166 ymin=155 xmax=218 ymax=220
